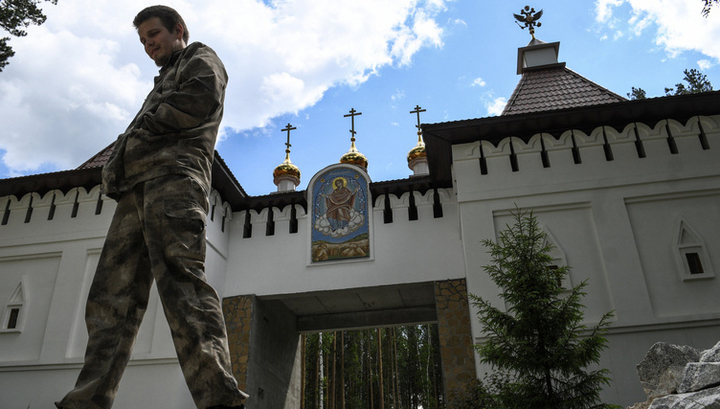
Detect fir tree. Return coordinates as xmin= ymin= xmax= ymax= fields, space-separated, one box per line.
xmin=471 ymin=210 xmax=617 ymax=409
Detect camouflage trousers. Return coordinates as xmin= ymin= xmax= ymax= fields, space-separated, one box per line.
xmin=57 ymin=175 xmax=248 ymax=409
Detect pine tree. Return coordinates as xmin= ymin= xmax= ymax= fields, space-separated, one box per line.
xmin=664 ymin=69 xmax=713 ymax=96
xmin=1 ymin=0 xmax=59 ymax=72
xmin=471 ymin=210 xmax=617 ymax=409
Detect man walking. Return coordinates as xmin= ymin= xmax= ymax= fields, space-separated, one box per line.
xmin=57 ymin=6 xmax=248 ymax=409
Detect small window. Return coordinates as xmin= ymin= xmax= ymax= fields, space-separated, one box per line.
xmin=2 ymin=281 xmax=25 ymax=332
xmin=676 ymin=220 xmax=714 ymax=281
xmin=685 ymin=253 xmax=704 ymax=275
xmin=7 ymin=308 xmax=20 ymax=329
xmin=541 ymin=227 xmax=572 ymax=291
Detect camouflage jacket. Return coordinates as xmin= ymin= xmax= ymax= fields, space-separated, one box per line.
xmin=102 ymin=42 xmax=228 ymax=200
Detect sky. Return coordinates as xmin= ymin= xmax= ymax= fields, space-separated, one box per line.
xmin=0 ymin=0 xmax=719 ymax=196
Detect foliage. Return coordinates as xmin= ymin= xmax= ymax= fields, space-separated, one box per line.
xmin=449 ymin=372 xmax=511 ymax=409
xmin=664 ymin=69 xmax=713 ymax=96
xmin=302 ymin=325 xmax=444 ymax=409
xmin=471 ymin=210 xmax=617 ymax=409
xmin=628 ymin=69 xmax=713 ymax=99
xmin=0 ymin=0 xmax=58 ymax=72
xmin=626 ymin=86 xmax=646 ymax=100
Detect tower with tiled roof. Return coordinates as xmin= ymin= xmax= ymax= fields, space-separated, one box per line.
xmin=503 ymin=11 xmax=626 ymax=116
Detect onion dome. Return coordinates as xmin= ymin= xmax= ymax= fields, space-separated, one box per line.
xmin=274 ymin=123 xmax=301 ymax=192
xmin=407 ymin=130 xmax=429 ymax=176
xmin=273 ymin=155 xmax=301 ymax=192
xmin=340 ymin=139 xmax=368 ymax=169
xmin=340 ymin=108 xmax=368 ymax=169
xmin=408 ymin=105 xmax=429 ymax=176
xmin=407 ymin=136 xmax=426 ymax=163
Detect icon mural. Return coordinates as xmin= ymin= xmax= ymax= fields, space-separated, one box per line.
xmin=311 ymin=166 xmax=370 ymax=262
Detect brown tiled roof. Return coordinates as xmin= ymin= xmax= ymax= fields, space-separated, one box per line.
xmin=77 ymin=141 xmax=116 ymax=169
xmin=502 ymin=66 xmax=626 ymax=116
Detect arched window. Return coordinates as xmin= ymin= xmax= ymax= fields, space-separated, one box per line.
xmin=676 ymin=220 xmax=714 ymax=280
xmin=2 ymin=281 xmax=26 ymax=332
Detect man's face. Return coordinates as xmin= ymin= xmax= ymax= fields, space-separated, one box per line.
xmin=137 ymin=17 xmax=185 ymax=67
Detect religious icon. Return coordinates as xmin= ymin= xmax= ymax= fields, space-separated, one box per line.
xmin=321 ymin=177 xmax=359 ymax=233
xmin=311 ymin=166 xmax=370 ymax=262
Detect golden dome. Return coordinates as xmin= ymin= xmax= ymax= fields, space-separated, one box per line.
xmin=273 ymin=159 xmax=301 ymax=180
xmin=340 ymin=140 xmax=368 ymax=169
xmin=407 ymin=141 xmax=426 ymax=163
xmin=407 ymin=130 xmax=427 ymax=163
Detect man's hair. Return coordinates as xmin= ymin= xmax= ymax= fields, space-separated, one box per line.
xmin=133 ymin=5 xmax=189 ymax=43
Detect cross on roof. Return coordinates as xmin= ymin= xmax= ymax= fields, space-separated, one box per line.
xmin=410 ymin=105 xmax=426 ymax=131
xmin=344 ymin=108 xmax=362 ymax=141
xmin=281 ymin=123 xmax=297 ymax=154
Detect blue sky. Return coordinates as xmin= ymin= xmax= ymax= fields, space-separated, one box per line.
xmin=1 ymin=0 xmax=718 ymax=196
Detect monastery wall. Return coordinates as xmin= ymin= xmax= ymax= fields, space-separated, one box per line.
xmin=451 ymin=114 xmax=720 ymax=406
xmin=222 ymin=187 xmax=466 ymax=298
xmin=0 ymin=185 xmax=231 ymax=409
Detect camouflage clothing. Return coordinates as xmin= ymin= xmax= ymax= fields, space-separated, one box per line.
xmin=102 ymin=42 xmax=226 ymax=200
xmin=58 ymin=43 xmax=247 ymax=409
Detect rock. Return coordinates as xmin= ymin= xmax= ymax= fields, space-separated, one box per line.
xmin=677 ymin=362 xmax=720 ymax=393
xmin=637 ymin=342 xmax=701 ymax=398
xmin=647 ymin=385 xmax=720 ymax=409
xmin=626 ymin=397 xmax=654 ymax=409
xmin=701 ymin=341 xmax=720 ymax=363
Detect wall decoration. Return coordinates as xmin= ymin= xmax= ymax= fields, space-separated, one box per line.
xmin=311 ymin=165 xmax=370 ymax=262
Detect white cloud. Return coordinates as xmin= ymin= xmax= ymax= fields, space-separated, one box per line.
xmin=0 ymin=26 xmax=147 ymax=171
xmin=595 ymin=0 xmax=624 ymax=23
xmin=485 ymin=97 xmax=507 ymax=117
xmin=594 ymin=0 xmax=720 ymax=61
xmin=472 ymin=77 xmax=486 ymax=87
xmin=698 ymin=59 xmax=714 ymax=70
xmin=0 ymin=0 xmax=448 ymax=175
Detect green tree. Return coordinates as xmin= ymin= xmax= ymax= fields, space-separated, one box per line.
xmin=0 ymin=0 xmax=58 ymax=72
xmin=626 ymin=86 xmax=647 ymax=100
xmin=665 ymin=68 xmax=713 ymax=96
xmin=628 ymin=69 xmax=713 ymax=100
xmin=470 ymin=210 xmax=616 ymax=409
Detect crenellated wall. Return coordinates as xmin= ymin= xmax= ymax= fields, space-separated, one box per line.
xmin=453 ymin=114 xmax=720 ymax=405
xmin=0 ymin=185 xmax=232 ymax=409
xmin=222 ymin=187 xmax=466 ymax=298
xmin=453 ymin=115 xmax=720 ymax=202
xmin=2 ymin=113 xmax=717 ymax=407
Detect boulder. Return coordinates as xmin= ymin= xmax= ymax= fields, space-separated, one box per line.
xmin=700 ymin=341 xmax=720 ymax=363
xmin=637 ymin=342 xmax=700 ymax=397
xmin=677 ymin=362 xmax=720 ymax=394
xmin=647 ymin=385 xmax=720 ymax=409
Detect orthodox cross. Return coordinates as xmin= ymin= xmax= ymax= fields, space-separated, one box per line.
xmin=410 ymin=105 xmax=426 ymax=132
xmin=513 ymin=6 xmax=543 ymax=39
xmin=344 ymin=108 xmax=362 ymax=143
xmin=410 ymin=105 xmax=426 ymax=144
xmin=281 ymin=123 xmax=297 ymax=159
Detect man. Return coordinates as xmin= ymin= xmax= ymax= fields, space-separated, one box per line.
xmin=57 ymin=6 xmax=248 ymax=409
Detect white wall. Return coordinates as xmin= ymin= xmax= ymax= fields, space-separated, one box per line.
xmin=222 ymin=188 xmax=466 ymax=298
xmin=453 ymin=114 xmax=720 ymax=406
xmin=0 ymin=184 xmax=230 ymax=409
